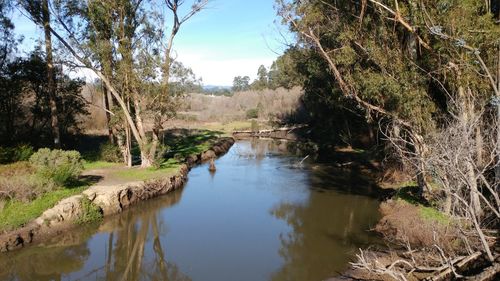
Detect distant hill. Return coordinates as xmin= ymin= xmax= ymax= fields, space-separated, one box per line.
xmin=201 ymin=85 xmax=233 ymax=96
xmin=203 ymin=85 xmax=232 ymax=91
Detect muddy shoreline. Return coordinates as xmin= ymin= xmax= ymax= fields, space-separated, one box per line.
xmin=0 ymin=137 xmax=235 ymax=253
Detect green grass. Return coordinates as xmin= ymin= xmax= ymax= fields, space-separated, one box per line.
xmin=83 ymin=161 xmax=122 ymax=170
xmin=419 ymin=205 xmax=451 ymax=225
xmin=113 ymin=159 xmax=182 ymax=181
xmin=201 ymin=121 xmax=256 ymax=133
xmin=0 ymin=186 xmax=87 ymax=232
xmin=164 ymin=129 xmax=220 ymax=159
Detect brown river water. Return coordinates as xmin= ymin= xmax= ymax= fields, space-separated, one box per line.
xmin=0 ymin=139 xmax=382 ymax=281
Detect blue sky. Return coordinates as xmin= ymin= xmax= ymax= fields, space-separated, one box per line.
xmin=11 ymin=0 xmax=291 ymax=86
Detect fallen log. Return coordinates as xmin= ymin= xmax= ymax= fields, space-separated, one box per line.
xmin=429 ymin=251 xmax=482 ymax=281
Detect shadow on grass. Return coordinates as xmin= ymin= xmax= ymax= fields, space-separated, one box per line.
xmin=163 ymin=129 xmax=222 ymax=159
xmin=72 ymin=128 xmax=224 ymax=167
xmin=394 ymin=185 xmax=429 ymax=206
xmin=66 ymin=175 xmax=103 ymax=189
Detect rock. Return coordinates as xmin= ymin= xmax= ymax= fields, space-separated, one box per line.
xmin=35 ymin=195 xmax=84 ymax=227
xmin=201 ymin=150 xmax=216 ymax=162
xmin=209 ymin=158 xmax=216 ymax=172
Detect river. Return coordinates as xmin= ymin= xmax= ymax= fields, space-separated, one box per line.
xmin=0 ymin=139 xmax=382 ymax=281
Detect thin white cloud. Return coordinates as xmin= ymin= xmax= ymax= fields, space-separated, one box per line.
xmin=176 ymin=50 xmax=275 ymax=86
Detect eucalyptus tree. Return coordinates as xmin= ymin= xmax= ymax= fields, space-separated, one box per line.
xmin=0 ymin=0 xmax=16 ymax=69
xmin=17 ymin=0 xmax=61 ymax=148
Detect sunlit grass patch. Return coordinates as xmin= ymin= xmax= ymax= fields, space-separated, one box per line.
xmin=419 ymin=205 xmax=451 ymax=225
xmin=0 ymin=186 xmax=87 ymax=233
xmin=112 ymin=159 xmax=181 ymax=181
xmin=83 ymin=161 xmax=122 ymax=170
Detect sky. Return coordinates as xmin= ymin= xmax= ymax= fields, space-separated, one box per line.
xmin=11 ymin=0 xmax=292 ymax=86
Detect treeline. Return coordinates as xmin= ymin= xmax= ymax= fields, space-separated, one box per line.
xmin=0 ymin=0 xmax=207 ymax=168
xmin=232 ymin=55 xmax=303 ymax=92
xmin=276 ymin=0 xmax=499 ymax=271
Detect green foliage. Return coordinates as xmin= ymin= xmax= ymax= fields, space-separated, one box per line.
xmin=250 ymin=65 xmax=269 ymax=90
xmin=232 ymin=76 xmax=251 ymax=92
xmin=246 ymin=108 xmax=259 ymax=119
xmin=276 ymin=0 xmax=500 ymax=149
xmin=99 ymin=142 xmax=122 ymax=163
xmin=76 ymin=196 xmax=103 ymax=225
xmin=0 ymin=145 xmax=34 ymax=164
xmin=29 ymin=149 xmax=83 ymax=186
xmin=0 ymin=51 xmax=88 ymax=146
xmin=419 ymin=206 xmax=451 ymax=226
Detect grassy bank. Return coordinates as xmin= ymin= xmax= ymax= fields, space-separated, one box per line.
xmin=0 ymin=186 xmax=87 ymax=232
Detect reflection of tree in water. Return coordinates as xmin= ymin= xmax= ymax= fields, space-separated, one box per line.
xmin=90 ymin=188 xmax=192 ymax=281
xmin=0 ymin=189 xmax=191 ymax=281
xmin=270 ymin=170 xmax=381 ymax=281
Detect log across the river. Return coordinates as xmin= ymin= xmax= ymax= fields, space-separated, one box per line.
xmin=233 ymin=125 xmax=308 ymax=140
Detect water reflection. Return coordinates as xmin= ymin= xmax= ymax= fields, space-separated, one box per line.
xmin=270 ymin=193 xmax=380 ymax=280
xmin=0 ymin=189 xmax=189 ymax=281
xmin=0 ymin=139 xmax=381 ymax=281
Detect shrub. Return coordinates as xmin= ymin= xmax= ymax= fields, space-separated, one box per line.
xmin=14 ymin=145 xmax=34 ymax=161
xmin=0 ymin=174 xmax=57 ymax=203
xmin=99 ymin=142 xmax=122 ymax=163
xmin=0 ymin=145 xmax=34 ymax=164
xmin=246 ymin=108 xmax=259 ymax=119
xmin=29 ymin=148 xmax=83 ymax=186
xmin=76 ymin=196 xmax=103 ymax=224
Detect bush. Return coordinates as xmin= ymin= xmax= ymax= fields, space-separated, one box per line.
xmin=99 ymin=142 xmax=122 ymax=163
xmin=246 ymin=108 xmax=259 ymax=119
xmin=0 ymin=145 xmax=34 ymax=164
xmin=76 ymin=196 xmax=103 ymax=224
xmin=29 ymin=148 xmax=83 ymax=186
xmin=0 ymin=174 xmax=57 ymax=203
xmin=0 ymin=162 xmax=58 ymax=203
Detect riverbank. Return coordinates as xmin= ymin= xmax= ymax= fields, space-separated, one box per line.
xmin=0 ymin=136 xmax=235 ymax=253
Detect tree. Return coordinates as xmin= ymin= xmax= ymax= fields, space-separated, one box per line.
xmin=0 ymin=0 xmax=16 ymax=70
xmin=41 ymin=0 xmax=209 ymax=167
xmin=18 ymin=0 xmax=62 ymax=148
xmin=251 ymin=64 xmax=268 ymax=90
xmin=0 ymin=50 xmax=87 ymax=146
xmin=268 ymin=48 xmax=304 ymax=90
xmin=232 ymin=75 xmax=250 ymax=92
xmin=276 ymin=0 xmax=500 ymax=264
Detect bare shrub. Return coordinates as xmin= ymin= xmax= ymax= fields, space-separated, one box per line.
xmin=384 ymin=97 xmax=500 ymax=262
xmin=376 ymin=200 xmax=473 ymax=256
xmin=0 ymin=162 xmax=58 ymax=203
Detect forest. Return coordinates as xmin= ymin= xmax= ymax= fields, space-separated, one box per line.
xmin=0 ymin=0 xmax=499 ymax=280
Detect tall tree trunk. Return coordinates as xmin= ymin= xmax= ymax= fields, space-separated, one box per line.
xmin=103 ymin=87 xmax=114 ymax=144
xmin=125 ymin=99 xmax=132 ymax=167
xmin=42 ymin=0 xmax=61 ymax=148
